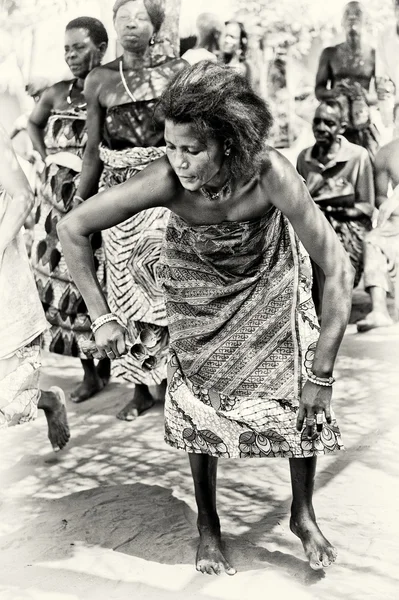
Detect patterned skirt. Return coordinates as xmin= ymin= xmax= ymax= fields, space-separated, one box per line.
xmin=100 ymin=146 xmax=169 ymax=385
xmin=161 ymin=211 xmax=344 ymax=459
xmin=32 ymin=162 xmax=105 ymax=357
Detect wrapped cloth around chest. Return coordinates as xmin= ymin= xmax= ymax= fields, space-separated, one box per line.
xmin=158 ymin=208 xmax=313 ymax=399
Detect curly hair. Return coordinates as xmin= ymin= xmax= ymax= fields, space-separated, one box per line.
xmin=113 ymin=0 xmax=165 ymax=33
xmin=157 ymin=61 xmax=273 ymax=181
xmin=66 ymin=17 xmax=109 ymax=47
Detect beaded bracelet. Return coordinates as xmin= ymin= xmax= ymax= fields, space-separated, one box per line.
xmin=91 ymin=313 xmax=120 ymax=334
xmin=306 ymin=370 xmax=335 ymax=387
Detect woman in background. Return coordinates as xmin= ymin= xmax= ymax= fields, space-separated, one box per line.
xmin=28 ymin=17 xmax=109 ymax=402
xmin=76 ymin=0 xmax=186 ymax=419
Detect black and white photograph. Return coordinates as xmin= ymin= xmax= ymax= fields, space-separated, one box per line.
xmin=0 ymin=1 xmax=398 ymax=599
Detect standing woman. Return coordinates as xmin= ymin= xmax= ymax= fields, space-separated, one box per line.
xmin=220 ymin=20 xmax=253 ymax=87
xmin=28 ymin=17 xmax=109 ymax=402
xmin=75 ymin=0 xmax=186 ymax=419
xmin=59 ymin=63 xmax=354 ymax=573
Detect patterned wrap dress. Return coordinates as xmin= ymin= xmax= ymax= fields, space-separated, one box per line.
xmin=158 ymin=207 xmax=344 ymax=459
xmin=31 ymin=107 xmax=105 ymax=357
xmin=99 ymin=58 xmax=185 ymax=386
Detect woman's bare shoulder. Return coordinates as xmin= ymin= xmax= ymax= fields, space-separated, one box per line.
xmin=260 ymin=146 xmax=298 ymax=184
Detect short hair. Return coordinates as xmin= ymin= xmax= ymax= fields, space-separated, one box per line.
xmin=157 ymin=61 xmax=273 ymax=182
xmin=66 ymin=17 xmax=109 ymax=47
xmin=113 ymin=0 xmax=165 ymax=33
xmin=317 ymin=99 xmax=345 ymax=121
xmin=224 ymin=20 xmax=248 ymax=60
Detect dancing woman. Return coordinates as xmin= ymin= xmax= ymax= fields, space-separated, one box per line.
xmin=76 ymin=0 xmax=186 ymax=418
xmin=59 ymin=63 xmax=354 ymax=573
xmin=28 ymin=17 xmax=109 ymax=401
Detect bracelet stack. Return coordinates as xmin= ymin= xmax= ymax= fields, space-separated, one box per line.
xmin=91 ymin=313 xmax=120 ymax=334
xmin=306 ymin=370 xmax=335 ymax=387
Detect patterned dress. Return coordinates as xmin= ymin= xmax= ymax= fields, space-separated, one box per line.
xmin=158 ymin=208 xmax=344 ymax=459
xmin=99 ymin=58 xmax=185 ymax=386
xmin=31 ymin=108 xmax=105 ymax=357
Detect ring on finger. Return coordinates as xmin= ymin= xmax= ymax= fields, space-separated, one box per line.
xmin=306 ymin=417 xmax=315 ymax=426
xmin=106 ymin=350 xmax=114 ymax=358
xmin=316 ymin=413 xmax=324 ymax=425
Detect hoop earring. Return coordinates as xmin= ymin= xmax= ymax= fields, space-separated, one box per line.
xmin=149 ymin=35 xmax=156 ymax=46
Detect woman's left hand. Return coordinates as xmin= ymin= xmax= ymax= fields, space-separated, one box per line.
xmin=296 ymin=381 xmax=332 ymax=439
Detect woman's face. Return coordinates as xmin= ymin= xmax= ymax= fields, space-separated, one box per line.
xmin=221 ymin=22 xmax=242 ymax=56
xmin=114 ymin=0 xmax=154 ymax=53
xmin=165 ymin=120 xmax=225 ymax=192
xmin=64 ymin=28 xmax=103 ymax=79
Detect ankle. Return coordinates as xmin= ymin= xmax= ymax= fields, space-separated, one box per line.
xmin=197 ymin=515 xmax=221 ymax=537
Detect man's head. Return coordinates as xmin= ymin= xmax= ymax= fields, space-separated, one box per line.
xmin=342 ymin=1 xmax=366 ymax=36
xmin=313 ymin=101 xmax=346 ymax=149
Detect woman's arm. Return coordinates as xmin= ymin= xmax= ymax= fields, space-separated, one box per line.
xmin=0 ymin=124 xmax=35 ymax=254
xmin=76 ymin=69 xmax=105 ymax=199
xmin=267 ymin=150 xmax=355 ymax=374
xmin=58 ymin=157 xmax=175 ymax=320
xmin=27 ymin=86 xmax=55 ymax=160
xmin=265 ymin=149 xmax=355 ymax=434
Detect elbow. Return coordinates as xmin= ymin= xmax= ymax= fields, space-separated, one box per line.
xmin=57 ymin=214 xmax=73 ymax=243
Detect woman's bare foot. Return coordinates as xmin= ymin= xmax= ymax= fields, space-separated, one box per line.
xmin=38 ymin=387 xmax=70 ymax=452
xmin=116 ymin=385 xmax=155 ymax=421
xmin=196 ymin=525 xmax=236 ymax=576
xmin=357 ymin=311 xmax=393 ymax=332
xmin=290 ymin=512 xmax=337 ymax=570
xmin=70 ymin=376 xmax=105 ymax=403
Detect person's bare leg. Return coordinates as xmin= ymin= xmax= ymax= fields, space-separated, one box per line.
xmin=38 ymin=387 xmax=70 ymax=451
xmin=189 ymin=453 xmax=236 ymax=575
xmin=357 ymin=286 xmax=393 ymax=331
xmin=70 ymin=358 xmax=105 ymax=403
xmin=289 ymin=457 xmax=337 ymax=570
xmin=96 ymin=357 xmax=111 ymax=386
xmin=116 ymin=383 xmax=156 ymax=421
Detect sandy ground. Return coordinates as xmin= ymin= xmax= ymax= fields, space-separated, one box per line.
xmin=1 ymin=291 xmax=399 ymax=600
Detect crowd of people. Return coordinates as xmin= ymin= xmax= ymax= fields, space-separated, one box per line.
xmin=1 ymin=0 xmax=399 ymax=578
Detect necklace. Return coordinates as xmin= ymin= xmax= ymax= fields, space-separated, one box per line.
xmin=199 ymin=180 xmax=231 ymax=201
xmin=119 ymin=59 xmax=137 ymax=102
xmin=66 ymin=80 xmax=87 ymax=109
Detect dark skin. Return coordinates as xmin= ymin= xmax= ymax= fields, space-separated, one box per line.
xmin=58 ymin=120 xmax=354 ymax=573
xmin=311 ymin=104 xmax=369 ymax=219
xmin=27 ymin=27 xmax=109 ymax=402
xmin=77 ymin=0 xmax=185 ymax=419
xmin=315 ymin=1 xmax=376 ymax=106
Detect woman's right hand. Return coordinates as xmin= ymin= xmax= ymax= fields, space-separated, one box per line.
xmin=93 ymin=321 xmax=128 ymax=360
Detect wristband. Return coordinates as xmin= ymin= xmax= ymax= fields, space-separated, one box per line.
xmin=91 ymin=313 xmax=120 ymax=334
xmin=306 ymin=370 xmax=335 ymax=387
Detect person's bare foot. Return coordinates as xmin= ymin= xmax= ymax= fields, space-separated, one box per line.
xmin=290 ymin=512 xmax=337 ymax=570
xmin=70 ymin=376 xmax=105 ymax=403
xmin=357 ymin=311 xmax=393 ymax=332
xmin=196 ymin=529 xmax=236 ymax=575
xmin=38 ymin=387 xmax=70 ymax=452
xmin=116 ymin=385 xmax=155 ymax=421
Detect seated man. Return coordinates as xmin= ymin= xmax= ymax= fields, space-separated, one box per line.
xmin=297 ymin=99 xmax=374 ymax=314
xmin=357 ymin=139 xmax=399 ymax=331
